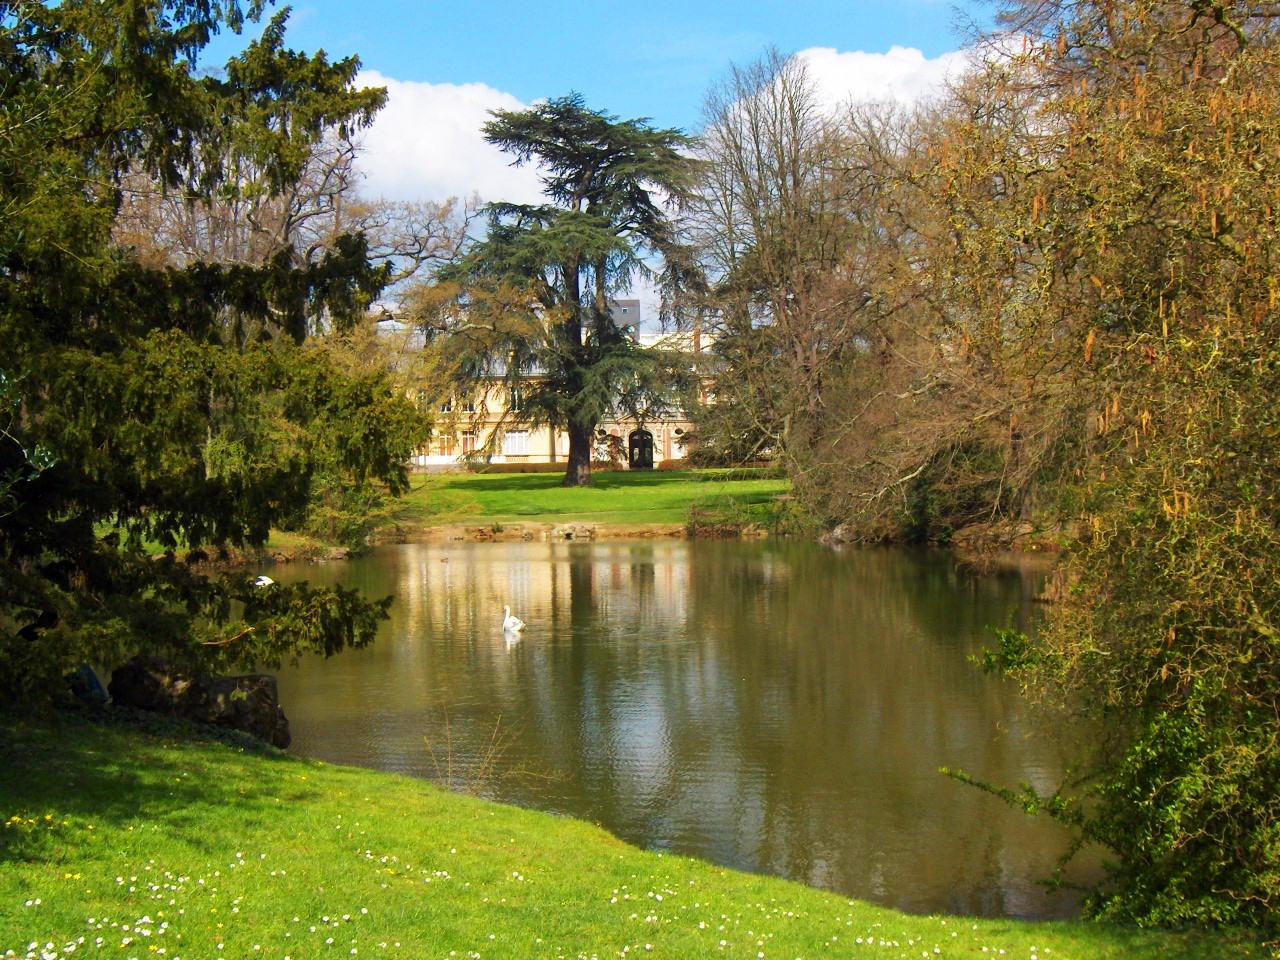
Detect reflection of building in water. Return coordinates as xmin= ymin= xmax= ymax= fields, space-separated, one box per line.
xmin=400 ymin=541 xmax=692 ymax=642
xmin=395 ymin=544 xmax=548 ymax=640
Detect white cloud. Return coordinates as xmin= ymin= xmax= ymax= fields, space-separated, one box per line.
xmin=354 ymin=46 xmax=968 ymax=204
xmin=350 ymin=46 xmax=968 ymax=325
xmin=354 ymin=70 xmax=545 ymax=205
xmin=797 ymin=44 xmax=969 ymax=108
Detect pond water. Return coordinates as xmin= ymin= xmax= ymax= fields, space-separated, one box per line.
xmin=267 ymin=539 xmax=1098 ymax=919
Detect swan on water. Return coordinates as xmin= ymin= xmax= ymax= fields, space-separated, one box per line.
xmin=254 ymin=575 xmax=275 ymax=587
xmin=502 ymin=605 xmax=525 ymax=633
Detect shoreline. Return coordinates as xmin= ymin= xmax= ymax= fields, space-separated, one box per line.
xmin=388 ymin=518 xmax=772 ymax=544
xmin=251 ymin=519 xmax=1059 ymax=566
xmin=399 ymin=519 xmax=692 ymax=543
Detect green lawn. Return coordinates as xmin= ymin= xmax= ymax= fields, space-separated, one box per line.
xmin=120 ymin=469 xmax=789 ymax=557
xmin=0 ymin=714 xmax=1260 ymax=960
xmin=392 ymin=468 xmax=793 ymax=529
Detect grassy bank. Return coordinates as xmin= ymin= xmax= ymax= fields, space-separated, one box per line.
xmin=0 ymin=714 xmax=1258 ymax=960
xmin=389 ymin=469 xmax=792 ymax=531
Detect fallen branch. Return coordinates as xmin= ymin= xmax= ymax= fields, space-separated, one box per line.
xmin=202 ymin=627 xmax=255 ymax=647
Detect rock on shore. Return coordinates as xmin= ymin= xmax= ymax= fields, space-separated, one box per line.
xmin=108 ymin=654 xmax=291 ymax=748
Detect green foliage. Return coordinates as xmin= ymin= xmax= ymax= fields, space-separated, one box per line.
xmin=0 ymin=1 xmax=417 ymax=703
xmin=687 ymin=490 xmax=815 ymax=538
xmin=895 ymin=444 xmax=1010 ymax=544
xmin=203 ymin=576 xmax=390 ymax=673
xmin=212 ymin=9 xmax=383 ymax=200
xmin=682 ymin=328 xmax=782 ymax=467
xmin=417 ymin=94 xmax=700 ymax=486
xmin=689 ymin=1 xmax=1280 ymax=929
xmin=972 ymin=628 xmax=1041 ymax=675
xmin=0 ymin=373 xmax=55 ymax=518
xmin=1037 ymin=365 xmax=1280 ymax=927
xmin=295 ymin=477 xmax=400 ymax=547
xmin=1084 ymin=706 xmax=1280 ymax=926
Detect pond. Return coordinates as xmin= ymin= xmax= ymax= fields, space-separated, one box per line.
xmin=267 ymin=539 xmax=1098 ymax=920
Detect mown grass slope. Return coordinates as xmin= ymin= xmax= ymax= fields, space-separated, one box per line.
xmin=392 ymin=469 xmax=792 ymax=529
xmin=0 ymin=714 xmax=1259 ymax=960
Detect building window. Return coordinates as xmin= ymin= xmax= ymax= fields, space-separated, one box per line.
xmin=437 ymin=435 xmax=455 ymax=457
xmin=508 ymin=385 xmax=525 ymax=413
xmin=504 ymin=430 xmax=529 ymax=456
xmin=461 ymin=431 xmax=477 ymax=455
xmin=463 ymin=399 xmax=476 ymax=413
xmin=440 ymin=397 xmax=454 ymax=413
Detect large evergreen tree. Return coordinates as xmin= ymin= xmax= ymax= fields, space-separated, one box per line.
xmin=0 ymin=0 xmax=423 ymax=702
xmin=421 ymin=94 xmax=699 ymax=486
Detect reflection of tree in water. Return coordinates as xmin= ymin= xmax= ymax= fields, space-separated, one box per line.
xmin=519 ymin=544 xmax=685 ymax=837
xmin=569 ymin=547 xmax=595 ymax=625
xmin=678 ymin=545 xmax=1088 ymax=917
xmin=532 ymin=542 xmax=1090 ymax=918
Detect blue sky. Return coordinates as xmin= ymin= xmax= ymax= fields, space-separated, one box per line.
xmin=206 ymin=2 xmax=987 ymax=204
xmin=224 ymin=1 xmax=985 ymax=134
xmin=208 ymin=1 xmax=986 ymax=315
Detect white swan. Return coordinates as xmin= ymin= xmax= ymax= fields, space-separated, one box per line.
xmin=254 ymin=575 xmax=275 ymax=587
xmin=502 ymin=604 xmax=525 ymax=633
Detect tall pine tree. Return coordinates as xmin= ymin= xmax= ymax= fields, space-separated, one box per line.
xmin=424 ymin=94 xmax=699 ymax=486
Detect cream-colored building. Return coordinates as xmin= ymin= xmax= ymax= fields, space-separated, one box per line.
xmin=410 ymin=396 xmax=691 ymax=470
xmin=411 ymin=302 xmax=706 ymax=471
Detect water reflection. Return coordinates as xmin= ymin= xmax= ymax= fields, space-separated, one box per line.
xmin=270 ymin=541 xmax=1095 ymax=919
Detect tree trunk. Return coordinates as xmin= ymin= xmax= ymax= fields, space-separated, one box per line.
xmin=562 ymin=420 xmax=594 ymax=486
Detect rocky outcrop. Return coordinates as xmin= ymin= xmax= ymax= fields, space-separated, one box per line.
xmin=549 ymin=522 xmax=595 ymax=541
xmin=108 ymin=654 xmax=291 ymax=748
xmin=265 ymin=545 xmax=350 ymax=563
